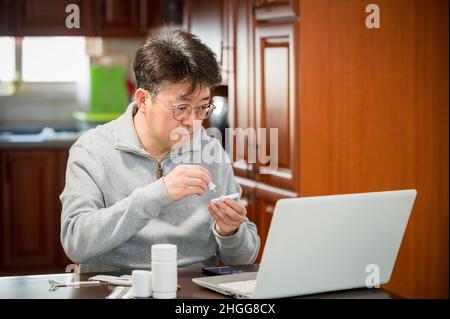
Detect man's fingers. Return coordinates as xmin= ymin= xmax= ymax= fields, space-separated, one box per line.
xmin=208 ymin=204 xmax=233 ymax=227
xmin=184 ymin=177 xmax=208 ymax=191
xmin=208 ymin=203 xmax=223 ymax=219
xmin=184 ymin=165 xmax=212 ymax=181
xmin=187 ymin=169 xmax=211 ymax=186
xmin=166 ymin=164 xmax=213 ymax=202
xmin=216 ymin=201 xmax=243 ymax=222
xmin=186 ymin=186 xmax=204 ymax=196
xmin=208 ymin=206 xmax=222 ymax=221
xmin=223 ymin=199 xmax=246 ymax=216
xmin=197 ymin=165 xmax=212 ymax=181
xmin=209 ymin=207 xmax=226 ymax=228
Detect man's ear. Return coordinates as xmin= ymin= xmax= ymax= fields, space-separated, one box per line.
xmin=134 ymin=88 xmax=151 ymax=113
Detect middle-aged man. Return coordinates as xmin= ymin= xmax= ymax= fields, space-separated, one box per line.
xmin=60 ymin=29 xmax=260 ymax=272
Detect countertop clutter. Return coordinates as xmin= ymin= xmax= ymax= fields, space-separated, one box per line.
xmin=0 ymin=266 xmax=399 ymax=299
xmin=0 ymin=126 xmax=83 ymax=149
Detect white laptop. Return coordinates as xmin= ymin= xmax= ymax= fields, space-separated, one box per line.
xmin=193 ymin=189 xmax=417 ymax=298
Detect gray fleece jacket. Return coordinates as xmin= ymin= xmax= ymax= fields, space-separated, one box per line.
xmin=60 ymin=102 xmax=260 ymax=273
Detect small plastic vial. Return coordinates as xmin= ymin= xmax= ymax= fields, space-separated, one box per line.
xmin=151 ymin=244 xmax=177 ymax=299
xmin=132 ymin=270 xmax=152 ymax=298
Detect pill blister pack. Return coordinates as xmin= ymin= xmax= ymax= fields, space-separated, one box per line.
xmin=105 ymin=286 xmax=135 ymax=299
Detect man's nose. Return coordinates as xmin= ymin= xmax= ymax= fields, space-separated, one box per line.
xmin=181 ymin=110 xmax=198 ymax=126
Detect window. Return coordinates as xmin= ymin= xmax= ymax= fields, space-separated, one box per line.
xmin=0 ymin=37 xmax=15 ymax=82
xmin=22 ymin=37 xmax=87 ymax=82
xmin=0 ymin=36 xmax=87 ymax=84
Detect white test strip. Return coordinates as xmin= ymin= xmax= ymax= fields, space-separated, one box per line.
xmin=210 ymin=192 xmax=240 ymax=204
xmin=208 ymin=182 xmax=217 ymax=192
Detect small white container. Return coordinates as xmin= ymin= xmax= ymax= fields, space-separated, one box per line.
xmin=132 ymin=270 xmax=152 ymax=298
xmin=151 ymin=244 xmax=177 ymax=299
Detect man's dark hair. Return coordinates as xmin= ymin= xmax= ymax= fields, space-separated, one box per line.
xmin=133 ymin=29 xmax=222 ymax=96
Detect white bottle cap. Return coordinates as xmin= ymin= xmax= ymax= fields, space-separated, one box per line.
xmin=132 ymin=270 xmax=152 ymax=298
xmin=151 ymin=244 xmax=177 ymax=262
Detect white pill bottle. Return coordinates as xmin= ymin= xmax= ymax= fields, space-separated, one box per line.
xmin=151 ymin=244 xmax=177 ymax=299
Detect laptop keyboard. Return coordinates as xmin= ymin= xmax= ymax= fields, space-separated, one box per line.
xmin=218 ymin=280 xmax=256 ymax=295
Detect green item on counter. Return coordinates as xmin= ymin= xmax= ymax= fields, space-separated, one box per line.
xmin=73 ymin=110 xmax=124 ymax=122
xmin=74 ymin=65 xmax=127 ymax=123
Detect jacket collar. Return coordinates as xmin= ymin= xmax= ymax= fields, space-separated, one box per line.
xmin=113 ymin=102 xmax=148 ymax=156
xmin=113 ymin=102 xmax=201 ymax=158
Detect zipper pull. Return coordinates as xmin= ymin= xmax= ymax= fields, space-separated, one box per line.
xmin=156 ymin=162 xmax=163 ymax=179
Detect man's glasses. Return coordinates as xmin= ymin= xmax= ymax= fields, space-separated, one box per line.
xmin=153 ymin=95 xmax=216 ymax=121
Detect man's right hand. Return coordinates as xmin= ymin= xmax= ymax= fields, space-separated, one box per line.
xmin=162 ymin=164 xmax=212 ymax=202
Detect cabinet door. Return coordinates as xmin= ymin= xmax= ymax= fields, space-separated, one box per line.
xmin=93 ymin=0 xmax=142 ymax=37
xmin=254 ymin=21 xmax=299 ymax=191
xmin=237 ymin=176 xmax=298 ymax=263
xmin=185 ymin=0 xmax=229 ymax=84
xmin=14 ymin=0 xmax=92 ymax=36
xmin=56 ymin=150 xmax=72 ymax=266
xmin=230 ymin=0 xmax=256 ymax=178
xmin=253 ymin=185 xmax=297 ymax=262
xmin=239 ymin=183 xmax=256 ymax=223
xmin=0 ymin=0 xmax=12 ymax=35
xmin=258 ymin=0 xmax=293 ymax=6
xmin=253 ymin=0 xmax=298 ymax=22
xmin=1 ymin=150 xmax=58 ymax=269
xmin=255 ymin=198 xmax=273 ymax=263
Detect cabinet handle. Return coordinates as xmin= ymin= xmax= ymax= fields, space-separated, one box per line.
xmin=140 ymin=0 xmax=148 ymax=34
xmin=265 ymin=205 xmax=274 ymax=214
xmin=247 ymin=163 xmax=255 ymax=178
xmin=4 ymin=156 xmax=11 ymax=183
xmin=220 ymin=40 xmax=224 ymax=66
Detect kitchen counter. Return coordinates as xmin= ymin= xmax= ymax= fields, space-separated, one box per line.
xmin=0 ymin=127 xmax=83 ymax=149
xmin=0 ymin=139 xmax=79 ymax=149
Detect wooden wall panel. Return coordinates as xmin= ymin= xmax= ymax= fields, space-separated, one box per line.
xmin=1 ymin=150 xmax=58 ymax=269
xmin=299 ymin=0 xmax=448 ymax=298
xmin=254 ymin=22 xmax=298 ymax=190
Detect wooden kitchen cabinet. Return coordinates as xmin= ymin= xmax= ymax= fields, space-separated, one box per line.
xmin=253 ymin=21 xmax=299 ymax=191
xmin=93 ymin=0 xmax=142 ymax=37
xmin=254 ymin=184 xmax=297 ymax=262
xmin=236 ymin=180 xmax=270 ymax=263
xmin=2 ymin=0 xmax=183 ymax=37
xmin=92 ymin=0 xmax=167 ymax=38
xmin=13 ymin=0 xmax=93 ymax=36
xmin=237 ymin=175 xmax=298 ymax=262
xmin=253 ymin=0 xmax=297 ymax=22
xmin=186 ymin=0 xmax=299 ymax=262
xmin=255 ymin=197 xmax=274 ymax=261
xmin=195 ymin=0 xmax=448 ymax=299
xmin=0 ymin=0 xmax=12 ymax=36
xmin=228 ymin=0 xmax=253 ymax=178
xmin=257 ymin=0 xmax=294 ymax=6
xmin=184 ymin=0 xmax=234 ymax=84
xmin=227 ymin=0 xmax=300 ymax=260
xmin=230 ymin=0 xmax=300 ymax=188
xmin=0 ymin=149 xmax=71 ymax=273
xmin=56 ymin=150 xmax=70 ymax=266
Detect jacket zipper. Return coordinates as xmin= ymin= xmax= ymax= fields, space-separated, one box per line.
xmin=156 ymin=162 xmax=163 ymax=179
xmin=116 ymin=146 xmax=167 ymax=180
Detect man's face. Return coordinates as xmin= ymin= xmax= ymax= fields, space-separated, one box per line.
xmin=144 ymin=82 xmax=211 ymax=149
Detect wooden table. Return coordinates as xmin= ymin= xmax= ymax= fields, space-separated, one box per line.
xmin=0 ymin=265 xmax=399 ymax=299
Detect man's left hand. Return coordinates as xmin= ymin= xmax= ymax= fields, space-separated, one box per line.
xmin=208 ymin=199 xmax=247 ymax=237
